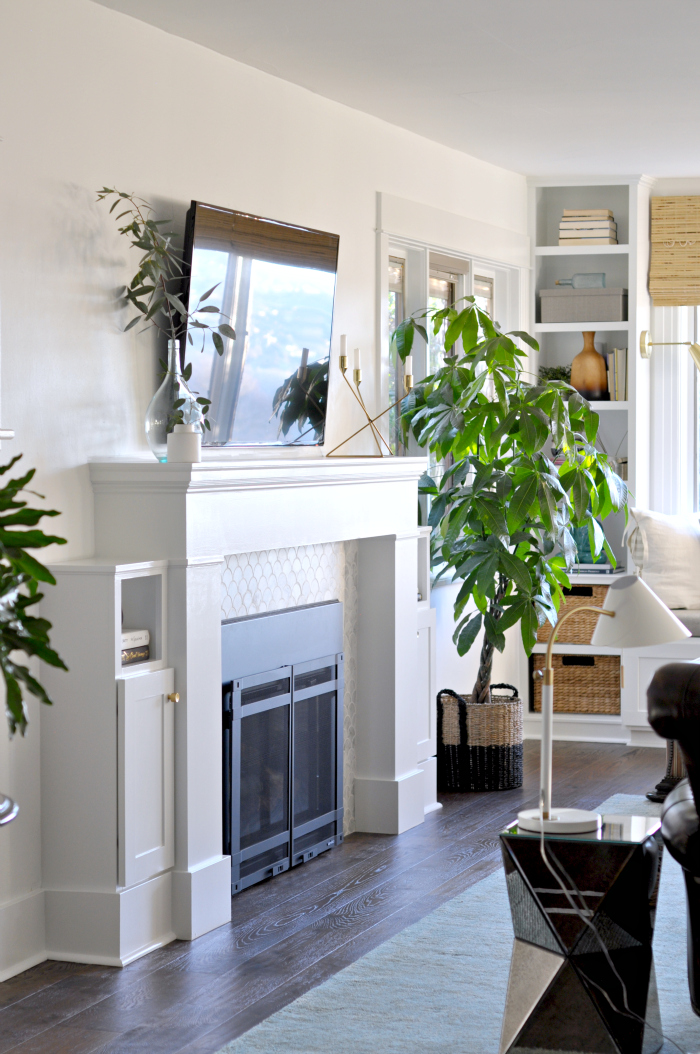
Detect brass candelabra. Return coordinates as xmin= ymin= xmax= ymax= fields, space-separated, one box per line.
xmin=325 ymin=354 xmax=413 ymax=458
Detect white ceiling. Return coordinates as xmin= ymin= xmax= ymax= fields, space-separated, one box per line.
xmin=92 ymin=0 xmax=700 ymax=177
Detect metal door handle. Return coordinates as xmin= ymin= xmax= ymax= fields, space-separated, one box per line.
xmin=167 ymin=692 xmax=180 ymax=703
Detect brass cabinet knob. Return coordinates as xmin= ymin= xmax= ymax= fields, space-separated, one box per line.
xmin=167 ymin=692 xmax=180 ymax=703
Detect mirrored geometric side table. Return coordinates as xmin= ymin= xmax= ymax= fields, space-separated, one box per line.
xmin=499 ymin=815 xmax=663 ymax=1054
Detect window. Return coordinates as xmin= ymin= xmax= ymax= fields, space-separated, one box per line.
xmin=388 ymin=257 xmax=406 ymax=454
xmin=428 ymin=270 xmax=458 ymax=375
xmin=473 ymin=274 xmax=494 ymax=320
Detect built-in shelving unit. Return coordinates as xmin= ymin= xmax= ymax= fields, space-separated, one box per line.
xmin=519 ymin=176 xmax=661 ymax=745
xmin=528 ymin=175 xmax=655 ymax=569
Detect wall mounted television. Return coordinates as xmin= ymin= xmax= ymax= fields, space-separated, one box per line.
xmin=182 ymin=201 xmax=338 ymax=448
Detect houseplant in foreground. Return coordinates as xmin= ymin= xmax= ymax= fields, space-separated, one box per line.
xmin=97 ymin=188 xmax=236 ymax=460
xmin=0 ymin=455 xmax=66 ymax=738
xmin=394 ymin=297 xmax=628 ymax=706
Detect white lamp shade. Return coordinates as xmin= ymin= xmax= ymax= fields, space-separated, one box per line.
xmin=591 ymin=574 xmax=691 ymax=648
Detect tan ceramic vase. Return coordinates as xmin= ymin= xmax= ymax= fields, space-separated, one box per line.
xmin=570 ymin=331 xmax=609 ymax=401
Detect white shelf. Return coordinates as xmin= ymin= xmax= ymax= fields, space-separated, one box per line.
xmin=535 ymin=245 xmax=630 ymax=257
xmin=535 ymin=321 xmax=630 ymax=334
xmin=590 ymin=401 xmax=629 ymax=411
xmin=532 ymin=643 xmax=622 ymax=656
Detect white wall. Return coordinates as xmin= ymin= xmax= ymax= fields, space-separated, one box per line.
xmin=0 ymin=0 xmax=527 ymax=975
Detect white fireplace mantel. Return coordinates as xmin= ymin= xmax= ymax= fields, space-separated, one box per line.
xmin=40 ymin=455 xmax=431 ymax=968
xmin=89 ymin=456 xmax=427 ymax=560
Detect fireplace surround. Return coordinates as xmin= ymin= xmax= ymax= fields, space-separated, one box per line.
xmin=41 ymin=455 xmax=433 ymax=968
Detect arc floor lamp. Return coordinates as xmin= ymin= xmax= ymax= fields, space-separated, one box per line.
xmin=517 ymin=575 xmax=691 ymax=834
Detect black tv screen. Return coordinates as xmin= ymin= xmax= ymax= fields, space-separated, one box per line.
xmin=182 ymin=201 xmax=338 ymax=447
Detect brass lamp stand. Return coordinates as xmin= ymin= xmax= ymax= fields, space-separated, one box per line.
xmin=518 ymin=604 xmax=615 ymax=834
xmin=325 ymin=353 xmax=413 ymax=458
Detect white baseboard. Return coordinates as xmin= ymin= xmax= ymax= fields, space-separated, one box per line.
xmin=628 ymin=727 xmax=667 ymax=749
xmin=524 ymin=712 xmax=629 ymax=744
xmin=354 ymin=769 xmax=425 ymax=834
xmin=172 ymin=856 xmax=231 ymax=941
xmin=416 ymin=756 xmax=442 ymax=814
xmin=45 ymin=872 xmax=174 ymax=966
xmin=0 ymin=889 xmax=46 ymax=981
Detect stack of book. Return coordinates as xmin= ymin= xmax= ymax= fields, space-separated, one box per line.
xmin=122 ymin=628 xmax=150 ymax=666
xmin=606 ymin=347 xmax=628 ymax=401
xmin=559 ymin=210 xmax=618 ymax=246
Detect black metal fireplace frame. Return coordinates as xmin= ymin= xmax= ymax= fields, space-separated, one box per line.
xmin=221 ymin=602 xmax=344 ymax=894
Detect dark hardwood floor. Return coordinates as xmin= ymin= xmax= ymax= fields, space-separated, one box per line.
xmin=0 ymin=741 xmax=663 ymax=1054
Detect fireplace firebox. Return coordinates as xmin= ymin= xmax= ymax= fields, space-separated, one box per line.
xmin=222 ymin=602 xmax=344 ymax=893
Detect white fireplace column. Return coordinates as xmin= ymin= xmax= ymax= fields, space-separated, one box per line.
xmin=354 ymin=534 xmax=424 ymax=834
xmin=37 ymin=456 xmax=429 ymax=963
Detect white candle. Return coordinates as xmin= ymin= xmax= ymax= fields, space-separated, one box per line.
xmin=405 ymin=355 xmax=413 ymax=375
xmin=300 ymin=348 xmax=309 ymax=369
xmin=354 ymin=348 xmax=361 ymax=370
xmin=340 ymin=334 xmax=347 ymax=356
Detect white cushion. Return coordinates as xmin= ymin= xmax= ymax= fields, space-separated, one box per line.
xmin=625 ymin=508 xmax=700 ymax=609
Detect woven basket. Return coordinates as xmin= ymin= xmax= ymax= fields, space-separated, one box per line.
xmin=531 ymin=654 xmax=621 ymax=715
xmin=437 ymin=683 xmax=523 ymax=792
xmin=536 ymin=585 xmax=609 ymax=644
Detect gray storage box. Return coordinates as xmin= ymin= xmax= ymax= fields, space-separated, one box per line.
xmin=540 ymin=287 xmax=628 ymax=324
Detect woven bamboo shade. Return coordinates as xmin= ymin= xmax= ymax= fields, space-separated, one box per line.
xmin=649 ymin=196 xmax=700 ymax=306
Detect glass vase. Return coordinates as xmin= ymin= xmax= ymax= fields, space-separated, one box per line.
xmin=145 ymin=339 xmax=202 ymax=462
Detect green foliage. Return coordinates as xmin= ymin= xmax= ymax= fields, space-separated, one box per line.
xmin=395 ymin=297 xmax=627 ymax=671
xmin=0 ymin=456 xmax=67 ymax=737
xmin=97 ymin=188 xmax=236 ymax=432
xmin=272 ymin=360 xmax=329 ymax=441
xmin=539 ymin=364 xmax=572 ymax=385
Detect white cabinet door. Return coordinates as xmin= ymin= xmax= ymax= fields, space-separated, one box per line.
xmin=117 ymin=668 xmax=175 ymax=888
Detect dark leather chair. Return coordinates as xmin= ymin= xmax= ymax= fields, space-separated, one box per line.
xmin=647 ymin=661 xmax=700 ymax=1016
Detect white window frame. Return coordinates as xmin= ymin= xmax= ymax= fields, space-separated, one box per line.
xmin=376 ymin=233 xmax=524 ymax=446
xmin=649 ymin=304 xmax=698 ymax=516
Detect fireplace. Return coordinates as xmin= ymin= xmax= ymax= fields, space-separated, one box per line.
xmin=222 ymin=602 xmax=344 ymax=893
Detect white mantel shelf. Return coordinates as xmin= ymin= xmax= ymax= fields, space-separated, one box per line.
xmin=89 ymin=456 xmax=427 ymax=492
xmin=89 ymin=456 xmax=428 ymax=562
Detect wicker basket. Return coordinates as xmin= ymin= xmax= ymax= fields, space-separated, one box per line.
xmin=437 ymin=683 xmax=523 ymax=792
xmin=531 ymin=654 xmax=621 ymax=715
xmin=536 ymin=585 xmax=610 ymax=644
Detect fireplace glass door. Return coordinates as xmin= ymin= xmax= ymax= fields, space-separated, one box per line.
xmin=223 ymin=652 xmax=343 ymax=893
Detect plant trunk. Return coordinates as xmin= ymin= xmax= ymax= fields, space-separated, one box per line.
xmin=471 ymin=575 xmax=508 ymax=705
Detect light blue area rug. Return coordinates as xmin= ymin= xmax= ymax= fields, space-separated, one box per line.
xmin=218 ymin=795 xmax=700 ymax=1054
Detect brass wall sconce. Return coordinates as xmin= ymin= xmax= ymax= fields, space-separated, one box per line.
xmin=639 ymin=329 xmax=700 ymax=369
xmin=325 ymin=336 xmax=413 ymax=458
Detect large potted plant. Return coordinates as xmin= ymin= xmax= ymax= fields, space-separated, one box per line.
xmin=0 ymin=456 xmax=66 ymax=822
xmin=394 ymin=298 xmax=627 ymax=707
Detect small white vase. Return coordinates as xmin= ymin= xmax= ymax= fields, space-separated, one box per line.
xmin=167 ymin=423 xmax=202 ymax=463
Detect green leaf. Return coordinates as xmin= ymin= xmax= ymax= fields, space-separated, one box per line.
xmin=393 ymin=319 xmax=415 ymax=360
xmin=506 ymin=476 xmax=537 ymax=532
xmin=498 ymin=552 xmax=532 ymax=594
xmin=198 ymin=283 xmax=220 ymax=302
xmin=508 ymin=330 xmax=539 ymax=352
xmin=453 ymin=612 xmax=482 ymax=656
xmin=197 ymin=305 xmax=220 ymax=313
xmin=218 ymin=323 xmax=236 ymax=340
xmin=571 ymin=472 xmax=589 ymax=523
xmin=585 ymin=410 xmax=600 ymax=444
xmin=212 ymin=332 xmax=224 ymax=356
xmin=484 ymin=611 xmax=506 ymax=652
xmin=520 ymin=602 xmax=538 ymax=655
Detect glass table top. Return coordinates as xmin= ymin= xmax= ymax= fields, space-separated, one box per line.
xmin=501 ymin=814 xmax=661 ymax=845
